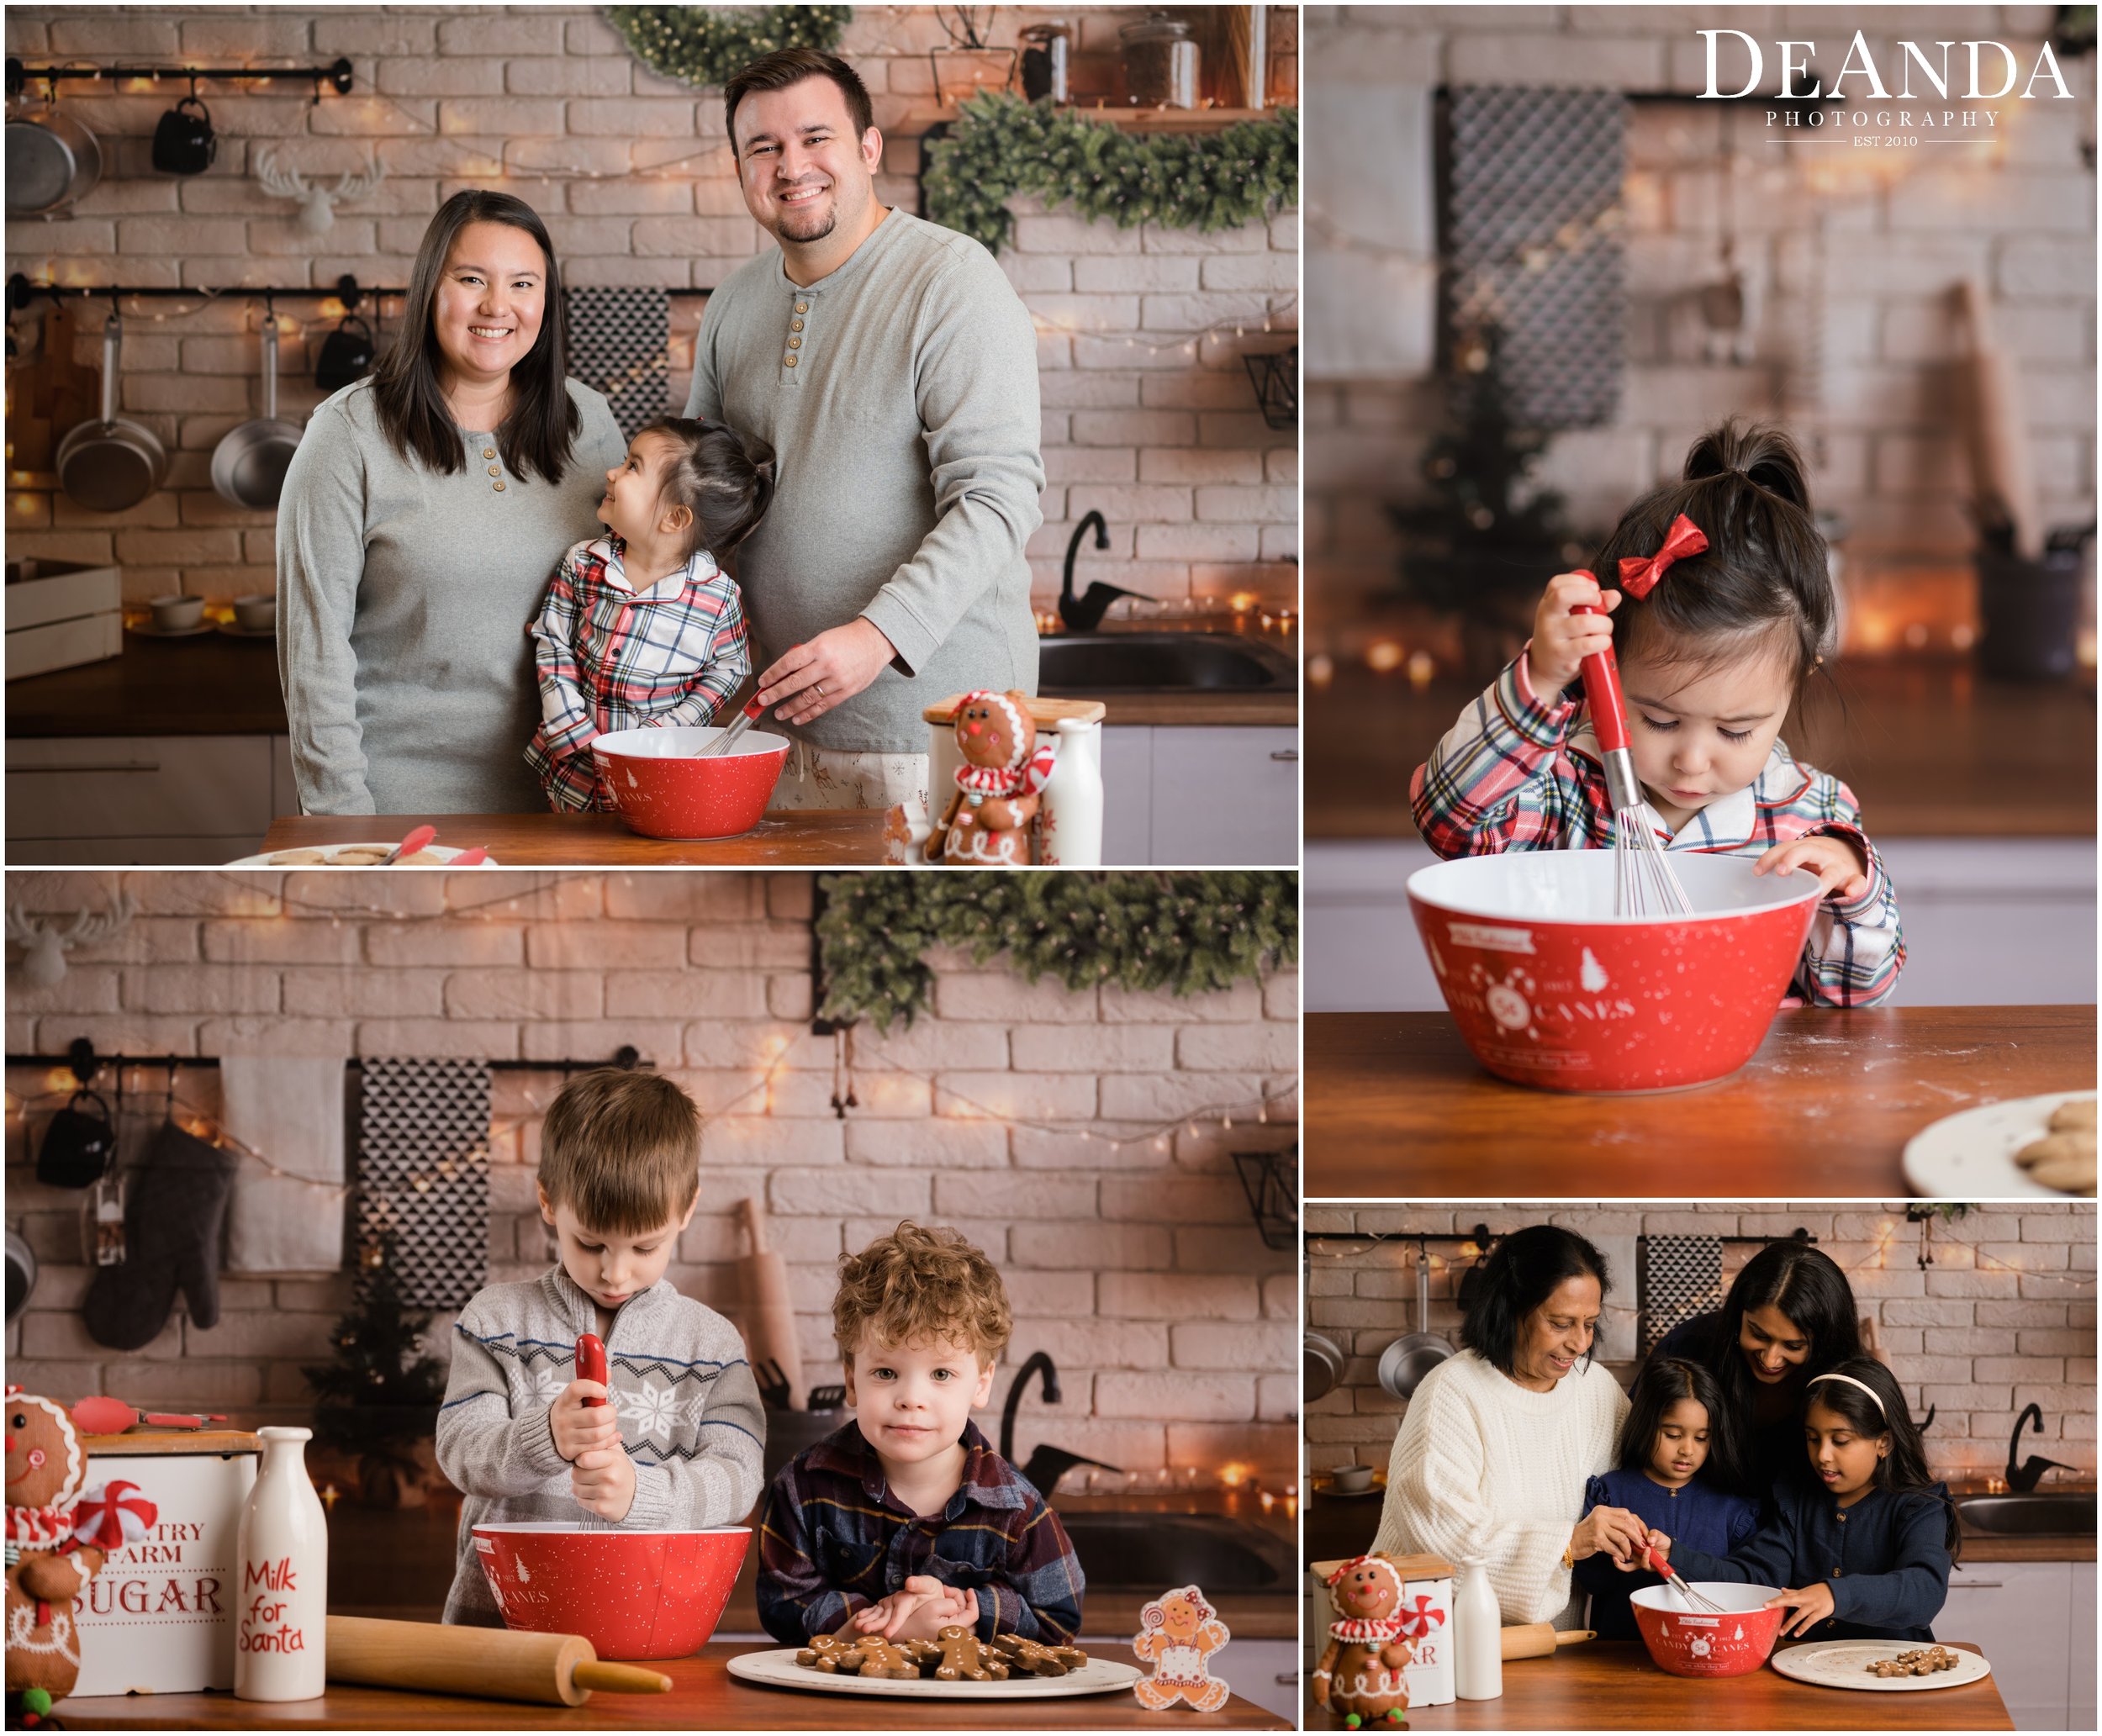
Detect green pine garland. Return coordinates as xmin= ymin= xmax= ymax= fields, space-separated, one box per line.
xmin=604 ymin=5 xmax=853 ymax=90
xmin=923 ymin=93 xmax=1297 ymax=255
xmin=816 ymin=872 xmax=1297 ymax=1032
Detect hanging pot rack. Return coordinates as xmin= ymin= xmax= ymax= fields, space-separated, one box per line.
xmin=8 ymin=273 xmax=717 ymax=315
xmin=6 ymin=56 xmax=356 ymax=101
xmin=9 ymin=1037 xmax=647 ymax=1091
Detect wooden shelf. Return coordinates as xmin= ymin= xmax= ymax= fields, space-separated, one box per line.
xmin=902 ymin=103 xmax=1277 ymax=136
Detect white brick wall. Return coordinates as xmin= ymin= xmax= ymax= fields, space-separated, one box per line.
xmin=1304 ymin=1200 xmax=2097 ymax=1478
xmin=1304 ymin=4 xmax=2095 ymax=633
xmin=4 ymin=5 xmax=1297 ymax=612
xmin=3 ymin=870 xmax=1298 ymax=1482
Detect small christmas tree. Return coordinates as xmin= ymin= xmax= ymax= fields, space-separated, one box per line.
xmin=303 ymin=1232 xmax=447 ymax=1506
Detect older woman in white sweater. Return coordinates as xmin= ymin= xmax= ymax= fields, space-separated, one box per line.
xmin=1371 ymin=1227 xmax=1647 ymax=1628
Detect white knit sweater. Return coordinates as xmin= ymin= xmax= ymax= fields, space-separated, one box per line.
xmin=1371 ymin=1349 xmax=1629 ymax=1627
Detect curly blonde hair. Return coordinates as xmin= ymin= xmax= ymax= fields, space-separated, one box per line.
xmin=833 ymin=1222 xmax=1012 ymax=1366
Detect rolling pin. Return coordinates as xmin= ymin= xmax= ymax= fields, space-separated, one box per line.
xmin=327 ymin=1616 xmax=672 ymax=1707
xmin=1956 ymin=277 xmax=2041 ymax=557
xmin=1502 ymin=1624 xmax=1593 ymax=1661
xmin=734 ymin=1195 xmax=806 ymax=1408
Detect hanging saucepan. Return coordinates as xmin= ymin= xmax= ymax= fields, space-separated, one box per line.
xmin=1376 ymin=1236 xmax=1456 ymax=1400
xmin=5 ymin=101 xmax=102 ymax=215
xmin=56 ymin=314 xmax=167 ymax=513
xmin=211 ymin=319 xmax=302 ymax=509
xmin=1304 ymin=1331 xmax=1346 ymax=1403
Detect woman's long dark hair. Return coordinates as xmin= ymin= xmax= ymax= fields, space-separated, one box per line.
xmin=1618 ymin=1355 xmax=1750 ymax=1497
xmin=1692 ymin=1241 xmax=1864 ymax=1438
xmin=1460 ymin=1225 xmax=1610 ymax=1378
xmin=1804 ymin=1357 xmax=1960 ymax=1557
xmin=1592 ymin=419 xmax=1834 ymax=690
xmin=372 ymin=189 xmax=579 ymax=485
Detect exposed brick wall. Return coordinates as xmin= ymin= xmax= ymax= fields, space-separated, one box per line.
xmin=3 ymin=6 xmax=1297 ymax=612
xmin=3 ymin=870 xmax=1299 ymax=1481
xmin=1304 ymin=3 xmax=2095 ymax=641
xmin=1304 ymin=1201 xmax=2097 ymax=1480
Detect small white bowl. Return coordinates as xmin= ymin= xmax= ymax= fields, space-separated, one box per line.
xmin=150 ymin=594 xmax=205 ymax=631
xmin=1331 ymin=1464 xmax=1376 ymax=1494
xmin=232 ymin=593 xmax=276 ymax=632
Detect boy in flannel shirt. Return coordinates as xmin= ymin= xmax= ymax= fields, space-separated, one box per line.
xmin=1412 ymin=419 xmax=1904 ymax=1008
xmin=526 ymin=415 xmax=774 ymax=811
xmin=436 ymin=1069 xmax=764 ymax=1626
xmin=756 ymin=1222 xmax=1085 ymax=1646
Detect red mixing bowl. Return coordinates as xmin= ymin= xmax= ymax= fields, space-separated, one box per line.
xmin=471 ymin=1523 xmax=750 ymax=1659
xmin=1407 ymin=852 xmax=1824 ymax=1094
xmin=1629 ymin=1580 xmax=1784 ymax=1677
xmin=590 ymin=726 xmax=789 ymax=840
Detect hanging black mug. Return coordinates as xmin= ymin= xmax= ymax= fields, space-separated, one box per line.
xmin=36 ymin=1090 xmax=116 ymax=1189
xmin=314 ymin=314 xmax=376 ymax=392
xmin=151 ymin=96 xmax=217 ymax=177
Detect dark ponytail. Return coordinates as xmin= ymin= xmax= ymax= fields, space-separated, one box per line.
xmin=637 ymin=416 xmax=777 ymax=562
xmin=1593 ymin=419 xmax=1833 ymax=687
xmin=1804 ymin=1358 xmax=1961 ymax=1557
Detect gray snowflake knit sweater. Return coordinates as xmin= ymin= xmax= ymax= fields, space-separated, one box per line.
xmin=435 ymin=1266 xmax=766 ymax=1624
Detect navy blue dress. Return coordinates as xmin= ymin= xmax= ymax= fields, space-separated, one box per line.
xmin=1574 ymin=1468 xmax=1759 ymax=1640
xmin=1664 ymin=1478 xmax=1955 ymax=1641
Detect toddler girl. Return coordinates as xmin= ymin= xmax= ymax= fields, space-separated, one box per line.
xmin=526 ymin=415 xmax=774 ymax=811
xmin=1411 ymin=420 xmax=1904 ymax=1006
xmin=1575 ymin=1357 xmax=1756 ymax=1640
xmin=1652 ymin=1358 xmax=1957 ymax=1642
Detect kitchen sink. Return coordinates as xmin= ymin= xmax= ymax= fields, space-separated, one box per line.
xmin=1037 ymin=632 xmax=1296 ymax=694
xmin=1957 ymin=1492 xmax=2097 ymax=1534
xmin=1055 ymin=1512 xmax=1294 ymax=1591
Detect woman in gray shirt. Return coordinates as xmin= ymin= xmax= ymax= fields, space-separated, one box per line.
xmin=277 ymin=190 xmax=626 ymax=814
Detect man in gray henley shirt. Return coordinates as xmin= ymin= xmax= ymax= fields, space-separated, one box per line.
xmin=684 ymin=48 xmax=1043 ymax=803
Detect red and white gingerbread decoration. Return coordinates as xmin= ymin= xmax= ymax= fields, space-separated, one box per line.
xmin=1132 ymin=1583 xmax=1231 ymax=1712
xmin=928 ymin=689 xmax=1058 ymax=867
xmin=1312 ymin=1556 xmax=1419 ymax=1729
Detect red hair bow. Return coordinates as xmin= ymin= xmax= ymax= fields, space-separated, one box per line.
xmin=1618 ymin=513 xmax=1708 ymax=599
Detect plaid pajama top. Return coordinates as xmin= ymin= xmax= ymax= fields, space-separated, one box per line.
xmin=526 ymin=535 xmax=751 ymax=811
xmin=1410 ymin=653 xmax=1905 ymax=1008
xmin=755 ymin=1419 xmax=1085 ymax=1646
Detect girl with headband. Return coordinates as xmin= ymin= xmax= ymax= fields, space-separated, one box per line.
xmin=1649 ymin=1358 xmax=1956 ymax=1642
xmin=1410 ymin=419 xmax=1904 ymax=1007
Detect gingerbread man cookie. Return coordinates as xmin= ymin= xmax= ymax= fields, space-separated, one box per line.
xmin=925 ymin=1624 xmax=1012 ymax=1682
xmin=994 ymin=1633 xmax=1091 ymax=1675
xmin=795 ymin=1632 xmax=925 ymax=1680
xmin=1133 ymin=1584 xmax=1232 ymax=1712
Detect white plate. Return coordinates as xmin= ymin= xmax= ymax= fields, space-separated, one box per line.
xmin=125 ymin=619 xmax=214 ymax=638
xmin=726 ymin=1646 xmax=1140 ymax=1702
xmin=1770 ymin=1638 xmax=1991 ymax=1692
xmin=218 ymin=621 xmax=276 ymax=639
xmin=221 ymin=842 xmax=499 ymax=868
xmin=1903 ymin=1091 xmax=2096 ymax=1198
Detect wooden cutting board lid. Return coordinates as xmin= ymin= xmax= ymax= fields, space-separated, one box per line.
xmin=923 ymin=693 xmax=1106 ymax=726
xmin=83 ymin=1430 xmax=261 ymax=1456
xmin=1311 ymin=1551 xmax=1456 ymax=1580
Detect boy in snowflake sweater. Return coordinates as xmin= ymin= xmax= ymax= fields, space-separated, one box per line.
xmin=436 ymin=1069 xmax=765 ymax=1626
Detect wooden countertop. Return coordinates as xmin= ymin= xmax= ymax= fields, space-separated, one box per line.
xmin=55 ymin=1641 xmax=1289 ymax=1730
xmin=1307 ymin=660 xmax=2094 ymax=839
xmin=1079 ymin=689 xmax=1297 ymax=727
xmin=8 ymin=631 xmax=287 ymax=736
xmin=1322 ymin=1639 xmax=2009 ymax=1730
xmin=1305 ymin=1006 xmax=2097 ymax=1195
xmin=258 ymin=810 xmax=890 ymax=866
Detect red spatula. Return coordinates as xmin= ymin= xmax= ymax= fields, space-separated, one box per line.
xmin=72 ymin=1396 xmax=226 ymax=1433
xmin=382 ymin=824 xmax=436 ymax=865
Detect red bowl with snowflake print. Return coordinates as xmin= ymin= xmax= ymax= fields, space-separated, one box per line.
xmin=590 ymin=726 xmax=789 ymax=841
xmin=1406 ymin=852 xmax=1823 ymax=1095
xmin=1629 ymin=1580 xmax=1785 ymax=1677
xmin=472 ymin=1523 xmax=750 ymax=1659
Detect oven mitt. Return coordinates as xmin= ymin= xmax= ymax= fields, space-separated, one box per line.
xmin=82 ymin=1118 xmax=236 ymax=1351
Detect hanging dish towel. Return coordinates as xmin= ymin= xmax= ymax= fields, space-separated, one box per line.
xmin=221 ymin=1054 xmax=347 ymax=1274
xmin=1639 ymin=1233 xmax=1724 ymax=1356
xmin=354 ymin=1057 xmax=491 ymax=1311
xmin=564 ymin=286 xmax=671 ymax=441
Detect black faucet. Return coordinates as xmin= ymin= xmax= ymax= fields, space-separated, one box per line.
xmin=2007 ymin=1401 xmax=2076 ymax=1492
xmin=1059 ymin=511 xmax=1140 ymax=632
xmin=1000 ymin=1350 xmax=1121 ymax=1496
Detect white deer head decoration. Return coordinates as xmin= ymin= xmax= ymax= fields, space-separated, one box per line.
xmin=255 ymin=148 xmax=387 ymax=237
xmin=6 ymin=891 xmax=138 ymax=989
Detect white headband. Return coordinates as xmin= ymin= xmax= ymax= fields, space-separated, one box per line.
xmin=1806 ymin=1370 xmax=1887 ymax=1418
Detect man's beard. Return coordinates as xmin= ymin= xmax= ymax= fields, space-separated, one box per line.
xmin=774 ymin=191 xmax=837 ymax=244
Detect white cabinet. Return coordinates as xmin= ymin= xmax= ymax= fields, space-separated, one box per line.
xmin=6 ymin=735 xmax=293 ymax=864
xmin=1101 ymin=726 xmax=1298 ymax=866
xmin=1941 ymin=1559 xmax=2078 ymax=1729
xmin=1219 ymin=1636 xmax=1298 ymax=1724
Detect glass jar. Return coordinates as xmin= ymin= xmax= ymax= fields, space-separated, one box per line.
xmin=1121 ymin=11 xmax=1199 ymax=109
xmin=1019 ymin=20 xmax=1071 ymax=103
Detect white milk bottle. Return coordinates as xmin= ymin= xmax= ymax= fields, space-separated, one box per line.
xmin=233 ymin=1426 xmax=328 ymax=1700
xmin=1454 ymin=1555 xmax=1503 ymax=1701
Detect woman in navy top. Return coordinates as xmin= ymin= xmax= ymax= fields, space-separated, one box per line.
xmin=1655 ymin=1359 xmax=1957 ymax=1642
xmin=1645 ymin=1241 xmax=1864 ymax=1510
xmin=1575 ymin=1358 xmax=1757 ymax=1639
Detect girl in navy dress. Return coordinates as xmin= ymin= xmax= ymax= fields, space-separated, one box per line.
xmin=1654 ymin=1358 xmax=1957 ymax=1642
xmin=1575 ymin=1358 xmax=1758 ymax=1639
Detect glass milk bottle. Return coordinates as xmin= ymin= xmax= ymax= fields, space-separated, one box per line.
xmin=1454 ymin=1555 xmax=1503 ymax=1701
xmin=234 ymin=1426 xmax=328 ymax=1700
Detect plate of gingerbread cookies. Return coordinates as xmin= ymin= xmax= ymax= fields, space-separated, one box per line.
xmin=1770 ymin=1638 xmax=1992 ymax=1692
xmin=1904 ymin=1091 xmax=2097 ymax=1199
xmin=726 ymin=1626 xmax=1141 ymax=1701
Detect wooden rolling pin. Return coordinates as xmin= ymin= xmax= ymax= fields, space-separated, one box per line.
xmin=326 ymin=1616 xmax=673 ymax=1707
xmin=1956 ymin=277 xmax=2041 ymax=557
xmin=1502 ymin=1624 xmax=1593 ymax=1661
xmin=734 ymin=1195 xmax=805 ymax=1409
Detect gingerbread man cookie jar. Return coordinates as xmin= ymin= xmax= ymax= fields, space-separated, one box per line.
xmin=928 ymin=689 xmax=1057 ymax=866
xmin=1312 ymin=1556 xmax=1417 ymax=1729
xmin=1132 ymin=1583 xmax=1231 ymax=1712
